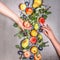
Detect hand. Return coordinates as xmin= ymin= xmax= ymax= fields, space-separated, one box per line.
xmin=0 ymin=2 xmax=32 ymax=30
xmin=17 ymin=18 xmax=32 ymax=30
xmin=41 ymin=24 xmax=55 ymax=40
xmin=42 ymin=24 xmax=60 ymax=56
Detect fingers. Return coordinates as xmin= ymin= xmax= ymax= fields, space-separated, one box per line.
xmin=43 ymin=30 xmax=48 ymax=36
xmin=41 ymin=24 xmax=49 ymax=36
xmin=41 ymin=24 xmax=51 ymax=31
xmin=24 ymin=26 xmax=32 ymax=30
xmin=23 ymin=21 xmax=32 ymax=30
xmin=18 ymin=23 xmax=24 ymax=31
xmin=42 ymin=26 xmax=48 ymax=32
xmin=20 ymin=25 xmax=24 ymax=31
xmin=18 ymin=20 xmax=32 ymax=30
xmin=20 ymin=25 xmax=32 ymax=30
xmin=46 ymin=24 xmax=51 ymax=30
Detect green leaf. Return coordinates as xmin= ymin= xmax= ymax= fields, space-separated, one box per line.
xmin=35 ymin=13 xmax=39 ymax=16
xmin=15 ymin=45 xmax=20 ymax=49
xmin=42 ymin=15 xmax=47 ymax=19
xmin=38 ymin=39 xmax=43 ymax=43
xmin=43 ymin=45 xmax=49 ymax=47
xmin=26 ymin=46 xmax=30 ymax=49
xmin=40 ymin=41 xmax=49 ymax=47
xmin=18 ymin=33 xmax=23 ymax=38
xmin=22 ymin=57 xmax=26 ymax=60
xmin=47 ymin=11 xmax=51 ymax=15
xmin=45 ymin=11 xmax=51 ymax=15
xmin=13 ymin=23 xmax=18 ymax=27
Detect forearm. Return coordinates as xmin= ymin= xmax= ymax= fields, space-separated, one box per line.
xmin=0 ymin=2 xmax=23 ymax=24
xmin=50 ymin=36 xmax=60 ymax=56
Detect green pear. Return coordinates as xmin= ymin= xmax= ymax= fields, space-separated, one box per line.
xmin=38 ymin=34 xmax=43 ymax=40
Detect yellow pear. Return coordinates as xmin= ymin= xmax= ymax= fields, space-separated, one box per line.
xmin=21 ymin=39 xmax=29 ymax=48
xmin=33 ymin=0 xmax=42 ymax=8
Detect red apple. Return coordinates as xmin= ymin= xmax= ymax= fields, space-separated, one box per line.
xmin=30 ymin=37 xmax=37 ymax=44
xmin=39 ymin=17 xmax=45 ymax=24
xmin=26 ymin=8 xmax=33 ymax=15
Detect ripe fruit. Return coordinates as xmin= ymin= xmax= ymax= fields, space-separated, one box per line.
xmin=34 ymin=54 xmax=42 ymax=60
xmin=24 ymin=51 xmax=31 ymax=58
xmin=30 ymin=30 xmax=38 ymax=37
xmin=21 ymin=39 xmax=29 ymax=49
xmin=39 ymin=17 xmax=45 ymax=24
xmin=34 ymin=23 xmax=39 ymax=30
xmin=33 ymin=3 xmax=39 ymax=8
xmin=30 ymin=37 xmax=37 ymax=44
xmin=30 ymin=46 xmax=38 ymax=54
xmin=23 ymin=21 xmax=31 ymax=28
xmin=33 ymin=0 xmax=42 ymax=8
xmin=26 ymin=8 xmax=33 ymax=15
xmin=19 ymin=3 xmax=26 ymax=10
xmin=38 ymin=34 xmax=43 ymax=40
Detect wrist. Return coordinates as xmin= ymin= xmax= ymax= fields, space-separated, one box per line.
xmin=13 ymin=16 xmax=23 ymax=24
xmin=50 ymin=35 xmax=57 ymax=41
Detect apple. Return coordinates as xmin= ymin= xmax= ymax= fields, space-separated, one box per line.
xmin=30 ymin=37 xmax=37 ymax=44
xmin=25 ymin=8 xmax=33 ymax=15
xmin=38 ymin=17 xmax=45 ymax=24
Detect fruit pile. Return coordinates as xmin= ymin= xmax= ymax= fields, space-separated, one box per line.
xmin=13 ymin=0 xmax=51 ymax=60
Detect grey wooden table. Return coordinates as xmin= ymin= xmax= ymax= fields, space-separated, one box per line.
xmin=0 ymin=0 xmax=60 ymax=60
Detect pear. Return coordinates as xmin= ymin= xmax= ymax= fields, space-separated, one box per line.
xmin=33 ymin=0 xmax=42 ymax=8
xmin=21 ymin=39 xmax=29 ymax=49
xmin=38 ymin=34 xmax=43 ymax=42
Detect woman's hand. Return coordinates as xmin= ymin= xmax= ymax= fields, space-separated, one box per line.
xmin=41 ymin=24 xmax=55 ymax=40
xmin=0 ymin=2 xmax=32 ymax=30
xmin=42 ymin=24 xmax=60 ymax=56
